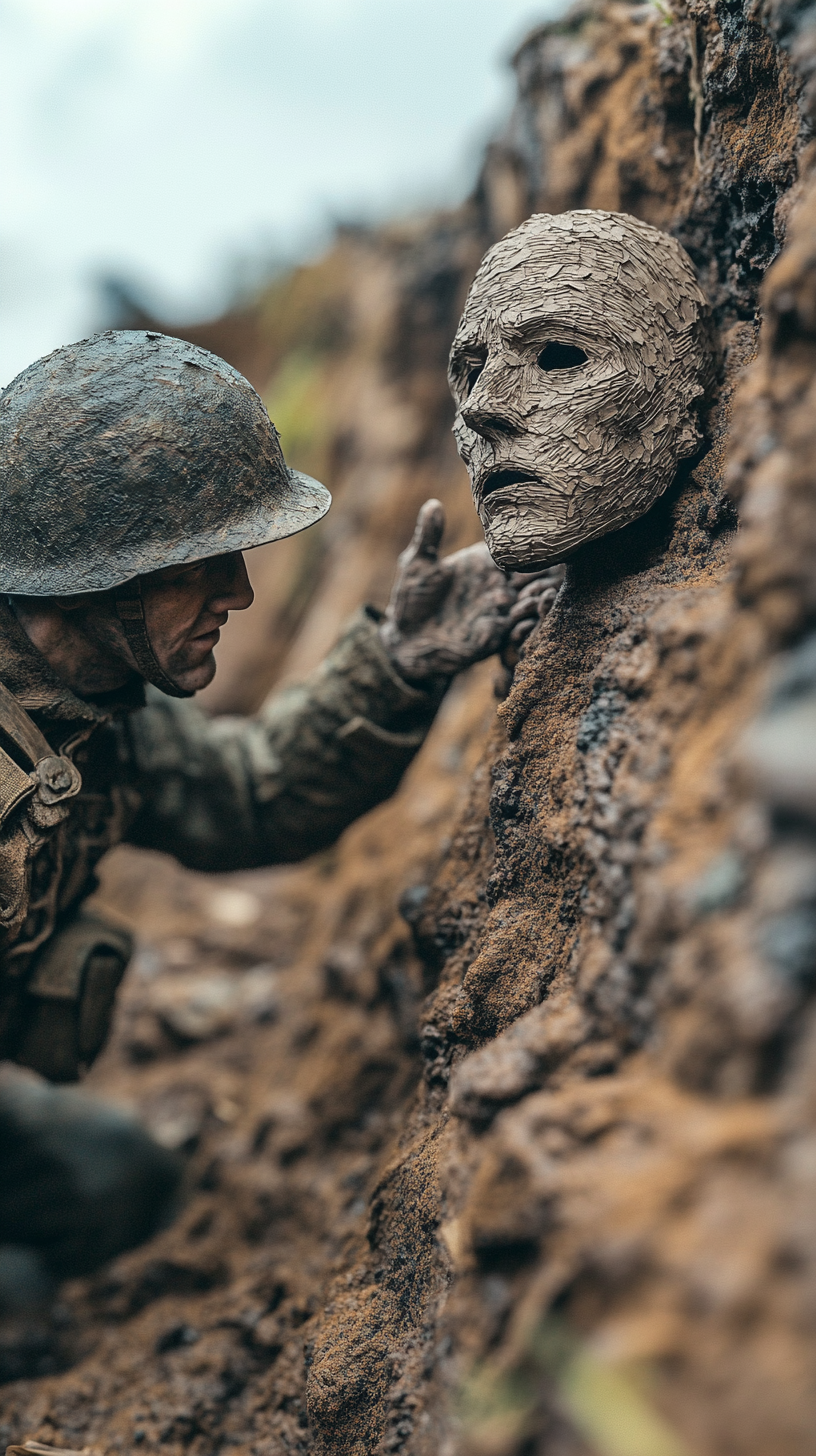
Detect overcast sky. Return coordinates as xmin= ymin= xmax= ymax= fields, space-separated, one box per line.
xmin=0 ymin=0 xmax=561 ymax=387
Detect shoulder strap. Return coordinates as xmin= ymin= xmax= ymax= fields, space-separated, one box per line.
xmin=0 ymin=679 xmax=50 ymax=828
xmin=0 ymin=743 xmax=36 ymax=829
xmin=0 ymin=679 xmax=82 ymax=814
xmin=0 ymin=678 xmax=55 ymax=766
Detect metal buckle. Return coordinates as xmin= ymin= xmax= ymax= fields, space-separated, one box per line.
xmin=33 ymin=755 xmax=83 ymax=806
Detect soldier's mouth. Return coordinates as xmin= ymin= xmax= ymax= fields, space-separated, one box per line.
xmin=192 ymin=614 xmax=229 ymax=646
xmin=480 ymin=468 xmax=540 ymax=500
xmin=192 ymin=627 xmax=222 ymax=650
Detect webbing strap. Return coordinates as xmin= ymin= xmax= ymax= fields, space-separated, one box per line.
xmin=0 ymin=743 xmax=36 ymax=828
xmin=0 ymin=678 xmax=54 ymax=767
xmin=114 ymin=578 xmax=193 ymax=700
xmin=0 ymin=679 xmax=81 ymax=819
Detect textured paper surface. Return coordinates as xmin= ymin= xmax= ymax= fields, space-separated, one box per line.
xmin=448 ymin=209 xmax=714 ymax=569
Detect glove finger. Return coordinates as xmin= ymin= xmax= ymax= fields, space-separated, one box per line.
xmin=485 ymin=586 xmax=517 ymax=611
xmin=515 ymin=577 xmax=548 ymax=602
xmin=509 ymin=566 xmax=565 ymax=590
xmin=509 ymin=595 xmax=540 ymax=623
xmin=509 ymin=569 xmax=548 ymax=585
xmin=510 ymin=616 xmax=539 ymax=645
xmin=407 ymin=499 xmax=445 ymax=563
xmin=472 ymin=616 xmax=513 ymax=658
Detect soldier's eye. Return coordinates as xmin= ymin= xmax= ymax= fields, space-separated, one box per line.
xmin=537 ymin=341 xmax=588 ymax=371
xmin=165 ymin=562 xmax=206 ymax=586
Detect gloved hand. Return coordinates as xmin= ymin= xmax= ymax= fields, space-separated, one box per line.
xmin=502 ymin=567 xmax=564 ymax=652
xmin=380 ymin=499 xmax=558 ymax=685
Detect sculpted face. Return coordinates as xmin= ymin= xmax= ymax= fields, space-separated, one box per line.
xmin=448 ymin=210 xmax=713 ymax=570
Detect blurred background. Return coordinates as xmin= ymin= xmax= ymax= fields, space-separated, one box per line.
xmin=0 ymin=0 xmax=556 ymax=389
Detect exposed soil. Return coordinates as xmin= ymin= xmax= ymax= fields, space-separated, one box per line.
xmin=3 ymin=2 xmax=816 ymax=1453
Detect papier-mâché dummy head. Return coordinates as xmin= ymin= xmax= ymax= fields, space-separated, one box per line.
xmin=448 ymin=209 xmax=714 ymax=571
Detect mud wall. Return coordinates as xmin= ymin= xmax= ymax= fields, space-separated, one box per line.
xmin=3 ymin=2 xmax=816 ymax=1454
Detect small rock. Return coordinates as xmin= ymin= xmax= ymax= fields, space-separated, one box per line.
xmin=688 ymin=850 xmax=746 ymax=916
xmin=155 ymin=1322 xmax=200 ymax=1354
xmin=141 ymin=1085 xmax=211 ymax=1151
xmin=149 ymin=967 xmax=280 ymax=1044
xmin=450 ymin=994 xmax=588 ymax=1123
xmin=208 ymin=888 xmax=261 ymax=928
xmin=154 ymin=974 xmax=239 ymax=1042
xmin=398 ymin=884 xmax=429 ymax=927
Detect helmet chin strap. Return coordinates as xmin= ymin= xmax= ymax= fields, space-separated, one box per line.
xmin=114 ymin=579 xmax=194 ymax=699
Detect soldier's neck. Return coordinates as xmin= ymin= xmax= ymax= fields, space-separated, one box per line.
xmin=8 ymin=598 xmax=133 ymax=698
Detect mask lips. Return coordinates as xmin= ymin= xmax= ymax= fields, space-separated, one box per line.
xmin=480 ymin=468 xmax=540 ymax=500
xmin=477 ymin=466 xmax=575 ymax=509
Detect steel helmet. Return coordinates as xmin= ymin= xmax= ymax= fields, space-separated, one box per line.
xmin=0 ymin=329 xmax=331 ymax=597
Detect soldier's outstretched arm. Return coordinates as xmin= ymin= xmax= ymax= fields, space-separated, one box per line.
xmin=122 ymin=501 xmax=554 ymax=872
xmin=123 ymin=602 xmax=444 ymax=870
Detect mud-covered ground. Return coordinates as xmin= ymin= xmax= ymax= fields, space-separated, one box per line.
xmin=3 ymin=1 xmax=816 ymax=1452
xmin=0 ymin=658 xmax=497 ymax=1454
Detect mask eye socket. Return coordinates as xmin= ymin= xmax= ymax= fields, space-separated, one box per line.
xmin=537 ymin=341 xmax=588 ymax=371
xmin=464 ymin=361 xmax=484 ymax=397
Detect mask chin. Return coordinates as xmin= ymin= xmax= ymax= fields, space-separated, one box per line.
xmin=484 ymin=532 xmax=568 ymax=573
xmin=476 ymin=432 xmax=688 ymax=570
xmin=479 ymin=481 xmax=576 ymax=571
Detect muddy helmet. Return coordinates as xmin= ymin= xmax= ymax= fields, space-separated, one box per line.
xmin=0 ymin=331 xmax=331 ymax=698
xmin=0 ymin=330 xmax=331 ymax=597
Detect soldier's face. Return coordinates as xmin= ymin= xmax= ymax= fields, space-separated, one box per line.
xmin=448 ymin=237 xmax=691 ymax=571
xmin=11 ymin=551 xmax=254 ymax=699
xmin=140 ymin=551 xmax=254 ymax=692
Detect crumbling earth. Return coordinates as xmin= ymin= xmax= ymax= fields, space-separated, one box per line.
xmin=3 ymin=1 xmax=816 ymax=1453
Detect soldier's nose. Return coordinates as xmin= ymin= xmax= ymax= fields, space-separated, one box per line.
xmin=209 ymin=552 xmax=254 ymax=613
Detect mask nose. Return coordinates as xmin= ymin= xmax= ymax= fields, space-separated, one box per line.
xmin=460 ymin=396 xmax=523 ymax=440
xmin=459 ymin=360 xmax=524 ymax=439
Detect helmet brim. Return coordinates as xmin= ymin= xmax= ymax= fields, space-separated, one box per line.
xmin=3 ymin=470 xmax=331 ymax=597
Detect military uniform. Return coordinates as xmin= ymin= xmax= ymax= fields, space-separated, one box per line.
xmin=0 ymin=327 xmax=492 ymax=1290
xmin=0 ymin=597 xmax=440 ymax=1083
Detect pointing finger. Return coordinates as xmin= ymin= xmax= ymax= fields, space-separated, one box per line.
xmin=408 ymin=499 xmax=445 ymax=562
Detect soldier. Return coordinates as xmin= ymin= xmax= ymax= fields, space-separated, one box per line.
xmin=0 ymin=330 xmax=550 ymax=1297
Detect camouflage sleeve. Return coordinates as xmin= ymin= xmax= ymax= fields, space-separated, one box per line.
xmin=122 ymin=607 xmax=445 ymax=872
